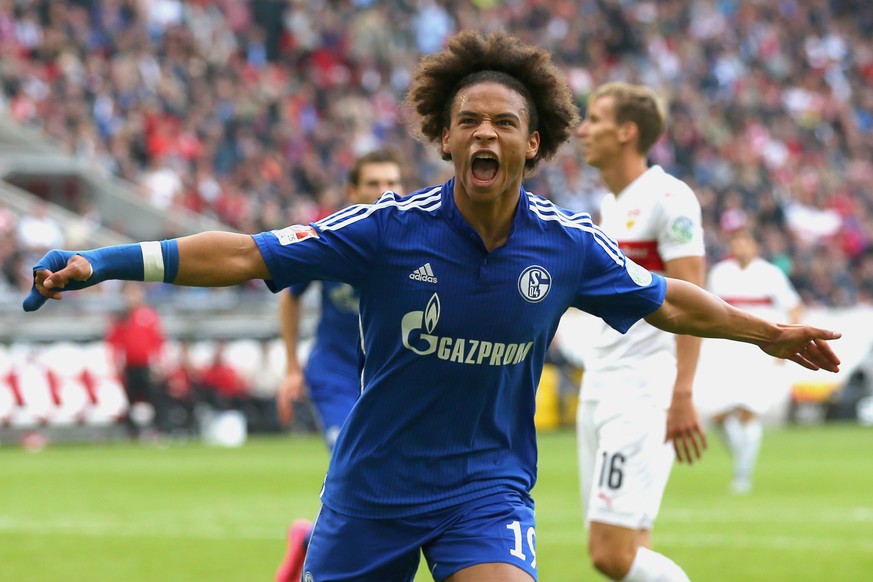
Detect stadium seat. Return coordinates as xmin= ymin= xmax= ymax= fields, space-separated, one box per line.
xmin=189 ymin=340 xmax=216 ymax=369
xmin=82 ymin=378 xmax=128 ymax=426
xmin=161 ymin=340 xmax=182 ymax=368
xmin=8 ymin=358 xmax=53 ymax=429
xmin=81 ymin=342 xmax=118 ymax=379
xmin=0 ymin=343 xmax=10 ymax=375
xmin=0 ymin=379 xmax=15 ymax=426
xmin=267 ymin=338 xmax=287 ymax=371
xmin=0 ymin=345 xmax=12 ymax=425
xmin=36 ymin=342 xmax=88 ymax=380
xmin=48 ymin=377 xmax=90 ymax=427
xmin=225 ymin=339 xmax=261 ymax=380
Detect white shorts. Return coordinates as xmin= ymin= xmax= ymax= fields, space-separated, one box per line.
xmin=696 ymin=339 xmax=792 ymax=416
xmin=576 ymin=399 xmax=674 ymax=531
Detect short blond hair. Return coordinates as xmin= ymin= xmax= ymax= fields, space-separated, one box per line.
xmin=589 ymin=82 xmax=667 ymax=154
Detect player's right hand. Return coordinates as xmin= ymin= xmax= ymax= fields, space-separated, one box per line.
xmin=23 ymin=251 xmax=94 ymax=312
xmin=277 ymin=367 xmax=306 ymax=425
xmin=666 ymin=395 xmax=708 ymax=464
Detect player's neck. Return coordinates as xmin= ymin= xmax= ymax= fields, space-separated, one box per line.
xmin=600 ymin=156 xmax=648 ymax=197
xmin=454 ymin=189 xmax=518 ymax=252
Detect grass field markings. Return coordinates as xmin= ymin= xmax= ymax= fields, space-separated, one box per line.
xmin=660 ymin=507 xmax=873 ymax=523
xmin=652 ymin=533 xmax=873 ymax=553
xmin=853 ymin=507 xmax=873 ymax=520
xmin=0 ymin=515 xmax=282 ymax=541
xmin=3 ymin=516 xmax=870 ymax=554
xmin=540 ymin=529 xmax=873 ymax=553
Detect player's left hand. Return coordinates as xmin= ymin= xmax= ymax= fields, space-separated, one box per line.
xmin=758 ymin=324 xmax=841 ymax=373
xmin=666 ymin=394 xmax=707 ymax=464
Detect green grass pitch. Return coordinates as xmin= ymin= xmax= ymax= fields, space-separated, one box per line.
xmin=2 ymin=424 xmax=872 ymax=581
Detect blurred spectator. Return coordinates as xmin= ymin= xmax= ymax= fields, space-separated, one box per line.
xmin=17 ymin=200 xmax=64 ymax=254
xmin=140 ymin=155 xmax=184 ymax=211
xmin=199 ymin=339 xmax=249 ymax=412
xmin=244 ymin=338 xmax=283 ymax=434
xmin=161 ymin=338 xmax=199 ymax=437
xmin=0 ymin=202 xmax=23 ymax=295
xmin=106 ymin=282 xmax=166 ymax=441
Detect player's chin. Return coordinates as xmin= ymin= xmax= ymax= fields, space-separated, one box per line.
xmin=456 ymin=178 xmax=492 ymax=202
xmin=468 ymin=169 xmax=500 ymax=190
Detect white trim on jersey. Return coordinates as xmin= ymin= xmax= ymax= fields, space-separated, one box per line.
xmin=357 ymin=313 xmax=366 ymax=396
xmin=317 ymin=187 xmax=443 ymax=231
xmin=527 ymin=194 xmax=624 ymax=266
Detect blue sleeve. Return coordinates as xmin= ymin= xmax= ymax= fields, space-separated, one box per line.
xmin=252 ymin=206 xmax=382 ymax=293
xmin=572 ymin=236 xmax=666 ymax=333
xmin=288 ymin=281 xmax=310 ymax=297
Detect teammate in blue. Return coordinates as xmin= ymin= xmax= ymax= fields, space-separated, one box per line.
xmin=274 ymin=148 xmax=405 ymax=582
xmin=24 ymin=31 xmax=841 ymax=582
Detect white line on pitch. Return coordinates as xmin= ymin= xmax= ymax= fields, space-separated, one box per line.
xmin=0 ymin=516 xmax=281 ymax=541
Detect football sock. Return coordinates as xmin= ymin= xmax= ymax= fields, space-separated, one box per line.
xmin=722 ymin=414 xmax=744 ymax=459
xmin=620 ymin=546 xmax=690 ymax=582
xmin=736 ymin=417 xmax=762 ymax=484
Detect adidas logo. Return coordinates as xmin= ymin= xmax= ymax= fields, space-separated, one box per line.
xmin=409 ymin=262 xmax=438 ymax=284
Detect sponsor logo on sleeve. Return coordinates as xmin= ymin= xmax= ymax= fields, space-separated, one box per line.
xmin=273 ymin=225 xmax=319 ymax=246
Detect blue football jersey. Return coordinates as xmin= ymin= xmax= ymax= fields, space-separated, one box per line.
xmin=253 ymin=178 xmax=666 ymax=519
xmin=288 ymin=281 xmax=362 ymax=394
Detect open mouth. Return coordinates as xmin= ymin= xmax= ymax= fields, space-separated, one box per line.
xmin=471 ymin=152 xmax=499 ymax=184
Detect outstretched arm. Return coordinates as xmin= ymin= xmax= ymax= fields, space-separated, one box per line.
xmin=26 ymin=232 xmax=271 ymax=310
xmin=174 ymin=232 xmax=270 ymax=285
xmin=645 ymin=278 xmax=841 ymax=372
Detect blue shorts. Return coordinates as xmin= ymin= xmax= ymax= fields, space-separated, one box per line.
xmin=309 ymin=382 xmax=358 ymax=452
xmin=302 ymin=490 xmax=537 ymax=581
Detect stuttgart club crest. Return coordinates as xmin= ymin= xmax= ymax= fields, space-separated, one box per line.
xmin=518 ymin=265 xmax=551 ymax=303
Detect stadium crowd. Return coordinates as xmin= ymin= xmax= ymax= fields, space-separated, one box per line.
xmin=1 ymin=0 xmax=873 ymax=307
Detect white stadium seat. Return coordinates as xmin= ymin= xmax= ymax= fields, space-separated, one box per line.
xmin=48 ymin=377 xmax=90 ymax=427
xmin=36 ymin=342 xmax=87 ymax=380
xmin=82 ymin=377 xmax=128 ymax=426
xmin=0 ymin=379 xmax=15 ymax=425
xmin=8 ymin=359 xmax=53 ymax=428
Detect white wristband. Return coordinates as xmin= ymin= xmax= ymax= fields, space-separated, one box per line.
xmin=140 ymin=241 xmax=165 ymax=282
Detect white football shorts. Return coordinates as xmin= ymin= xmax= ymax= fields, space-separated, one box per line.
xmin=577 ymin=398 xmax=674 ymax=531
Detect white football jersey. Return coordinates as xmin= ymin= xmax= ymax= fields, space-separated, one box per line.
xmin=707 ymin=257 xmax=800 ymax=322
xmin=581 ymin=165 xmax=705 ymax=406
xmin=698 ymin=257 xmax=801 ymax=415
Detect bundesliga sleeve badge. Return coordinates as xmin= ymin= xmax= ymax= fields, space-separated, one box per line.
xmin=668 ymin=216 xmax=694 ymax=243
xmin=273 ymin=225 xmax=320 ymax=246
xmin=625 ymin=258 xmax=653 ymax=287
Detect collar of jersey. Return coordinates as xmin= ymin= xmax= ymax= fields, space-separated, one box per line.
xmin=440 ymin=178 xmax=530 ymax=250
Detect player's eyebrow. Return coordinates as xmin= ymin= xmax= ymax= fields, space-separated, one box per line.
xmin=457 ymin=110 xmax=522 ymax=122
